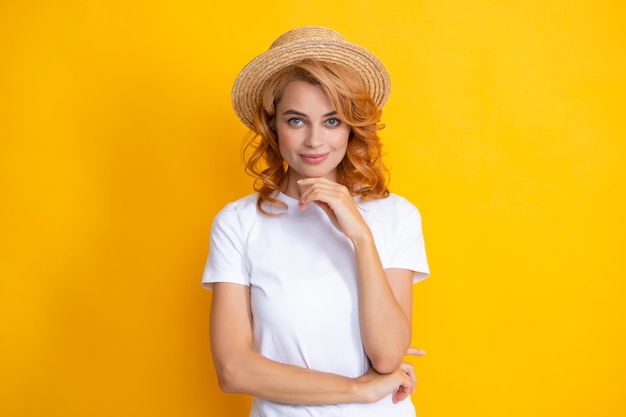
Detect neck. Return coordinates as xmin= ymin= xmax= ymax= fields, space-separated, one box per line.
xmin=280 ymin=171 xmax=303 ymax=199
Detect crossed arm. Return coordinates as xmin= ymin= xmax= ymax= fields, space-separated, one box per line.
xmin=210 ymin=280 xmax=415 ymax=405
xmin=209 ymin=177 xmax=419 ymax=405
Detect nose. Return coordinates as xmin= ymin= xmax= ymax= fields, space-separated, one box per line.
xmin=304 ymin=124 xmax=324 ymax=148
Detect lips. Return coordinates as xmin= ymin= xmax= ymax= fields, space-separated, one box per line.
xmin=300 ymin=152 xmax=329 ymax=164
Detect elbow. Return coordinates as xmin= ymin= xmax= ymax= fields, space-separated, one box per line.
xmin=368 ymin=337 xmax=411 ymax=374
xmin=213 ymin=348 xmax=256 ymax=394
xmin=215 ymin=360 xmax=244 ymax=394
xmin=216 ymin=374 xmax=237 ymax=394
xmin=369 ymin=354 xmax=403 ymax=374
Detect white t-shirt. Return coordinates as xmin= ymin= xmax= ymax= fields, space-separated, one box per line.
xmin=203 ymin=192 xmax=430 ymax=417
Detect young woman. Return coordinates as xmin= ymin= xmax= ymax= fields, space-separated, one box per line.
xmin=203 ymin=26 xmax=429 ymax=417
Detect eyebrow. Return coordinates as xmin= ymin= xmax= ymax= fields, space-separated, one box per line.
xmin=281 ymin=109 xmax=338 ymax=118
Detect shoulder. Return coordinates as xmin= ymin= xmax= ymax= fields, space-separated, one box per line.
xmin=212 ymin=193 xmax=259 ymax=230
xmin=358 ymin=194 xmax=424 ymax=236
xmin=227 ymin=193 xmax=259 ymax=213
xmin=360 ymin=193 xmax=421 ymax=217
xmin=217 ymin=193 xmax=258 ymax=214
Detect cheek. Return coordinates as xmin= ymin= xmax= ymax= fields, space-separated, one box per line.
xmin=333 ymin=127 xmax=351 ymax=149
xmin=276 ymin=130 xmax=298 ymax=158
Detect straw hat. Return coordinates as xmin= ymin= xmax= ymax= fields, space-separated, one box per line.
xmin=231 ymin=26 xmax=391 ymax=130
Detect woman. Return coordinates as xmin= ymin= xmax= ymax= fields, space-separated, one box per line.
xmin=203 ymin=26 xmax=429 ymax=417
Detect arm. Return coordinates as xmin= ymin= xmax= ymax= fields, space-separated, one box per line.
xmin=210 ymin=282 xmax=414 ymax=404
xmin=351 ymin=233 xmax=413 ymax=373
xmin=297 ymin=178 xmax=414 ymax=374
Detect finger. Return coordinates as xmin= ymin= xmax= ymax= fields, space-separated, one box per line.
xmin=397 ymin=389 xmax=410 ymax=403
xmin=392 ymin=387 xmax=402 ymax=403
xmin=300 ymin=188 xmax=352 ymax=219
xmin=393 ymin=382 xmax=411 ymax=403
xmin=295 ymin=177 xmax=320 ymax=186
xmin=296 ymin=178 xmax=336 ymax=198
xmin=400 ymin=362 xmax=416 ymax=393
xmin=297 ymin=184 xmax=341 ymax=210
xmin=301 ymin=190 xmax=344 ymax=209
xmin=312 ymin=200 xmax=335 ymax=219
xmin=296 ymin=177 xmax=335 ymax=187
xmin=406 ymin=347 xmax=426 ymax=356
xmin=297 ymin=179 xmax=347 ymax=200
xmin=400 ymin=362 xmax=415 ymax=381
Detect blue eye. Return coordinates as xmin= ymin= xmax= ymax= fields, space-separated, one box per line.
xmin=288 ymin=118 xmax=303 ymax=126
xmin=326 ymin=118 xmax=341 ymax=127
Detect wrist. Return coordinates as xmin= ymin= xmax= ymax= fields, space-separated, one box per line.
xmin=349 ymin=228 xmax=374 ymax=248
xmin=351 ymin=371 xmax=377 ymax=403
xmin=350 ymin=377 xmax=368 ymax=403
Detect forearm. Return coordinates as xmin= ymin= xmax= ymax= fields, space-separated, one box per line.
xmin=211 ymin=282 xmax=377 ymax=405
xmin=215 ymin=349 xmax=366 ymax=405
xmin=351 ymin=232 xmax=412 ymax=373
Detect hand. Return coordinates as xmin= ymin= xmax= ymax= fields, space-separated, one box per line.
xmin=296 ymin=177 xmax=368 ymax=240
xmin=394 ymin=346 xmax=426 ymax=401
xmin=356 ymin=347 xmax=425 ymax=404
xmin=355 ymin=364 xmax=414 ymax=404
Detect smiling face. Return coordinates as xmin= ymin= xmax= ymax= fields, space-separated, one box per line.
xmin=275 ymin=80 xmax=351 ymax=196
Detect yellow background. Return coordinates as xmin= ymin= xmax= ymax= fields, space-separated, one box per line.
xmin=1 ymin=1 xmax=625 ymax=416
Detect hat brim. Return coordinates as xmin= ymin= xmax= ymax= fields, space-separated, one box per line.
xmin=232 ymin=35 xmax=391 ymax=130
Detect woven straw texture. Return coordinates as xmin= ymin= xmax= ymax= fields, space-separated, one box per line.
xmin=231 ymin=26 xmax=391 ymax=130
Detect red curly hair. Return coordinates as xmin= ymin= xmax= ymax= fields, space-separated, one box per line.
xmin=243 ymin=59 xmax=390 ymax=215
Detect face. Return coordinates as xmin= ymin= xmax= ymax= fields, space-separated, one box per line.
xmin=275 ymin=80 xmax=351 ymax=187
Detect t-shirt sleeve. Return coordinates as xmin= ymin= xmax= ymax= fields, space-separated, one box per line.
xmin=201 ymin=203 xmax=250 ymax=290
xmin=386 ymin=198 xmax=430 ymax=283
